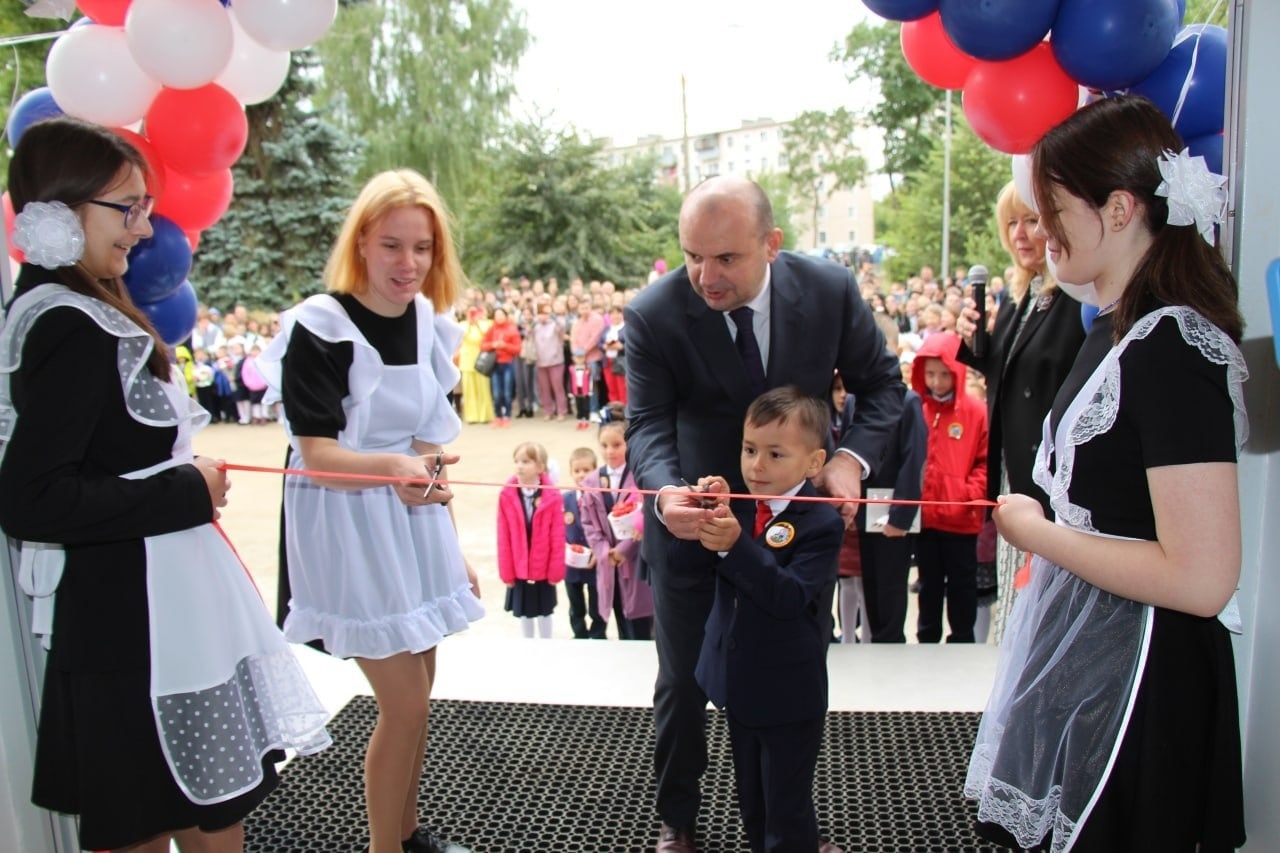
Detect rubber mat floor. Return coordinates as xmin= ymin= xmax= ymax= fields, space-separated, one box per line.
xmin=245 ymin=697 xmax=1007 ymax=853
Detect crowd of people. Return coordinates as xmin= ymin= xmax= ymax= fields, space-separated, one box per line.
xmin=2 ymin=92 xmax=1249 ymax=853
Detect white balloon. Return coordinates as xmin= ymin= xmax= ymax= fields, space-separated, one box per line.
xmin=126 ymin=0 xmax=234 ymax=90
xmin=234 ymin=0 xmax=338 ymax=52
xmin=46 ymin=25 xmax=162 ymax=128
xmin=216 ymin=14 xmax=292 ymax=105
xmin=1011 ymin=154 xmax=1038 ymax=214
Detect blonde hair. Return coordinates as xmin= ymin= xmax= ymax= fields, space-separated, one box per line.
xmin=513 ymin=441 xmax=549 ymax=468
xmin=569 ymin=447 xmax=598 ymax=468
xmin=324 ymin=169 xmax=466 ymax=312
xmin=995 ymin=181 xmax=1055 ymax=302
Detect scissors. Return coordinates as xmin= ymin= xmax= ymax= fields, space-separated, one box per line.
xmin=681 ymin=478 xmax=719 ymax=509
xmin=423 ymin=452 xmax=445 ymax=500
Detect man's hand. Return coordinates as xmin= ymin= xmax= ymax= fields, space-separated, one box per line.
xmin=698 ymin=505 xmax=741 ymax=552
xmin=812 ymin=452 xmax=863 ymax=527
xmin=658 ymin=485 xmax=721 ymax=541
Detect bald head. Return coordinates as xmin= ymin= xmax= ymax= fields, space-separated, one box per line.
xmin=681 ymin=175 xmax=775 ymax=239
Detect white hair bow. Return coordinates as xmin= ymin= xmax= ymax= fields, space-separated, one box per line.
xmin=1155 ymin=147 xmax=1227 ymax=245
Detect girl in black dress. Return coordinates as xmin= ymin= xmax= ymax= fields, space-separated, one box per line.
xmin=0 ymin=117 xmax=329 ymax=853
xmin=965 ymin=95 xmax=1246 ymax=852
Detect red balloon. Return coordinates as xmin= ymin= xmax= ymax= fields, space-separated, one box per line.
xmin=154 ymin=165 xmax=233 ymax=232
xmin=901 ymin=11 xmax=978 ymax=90
xmin=77 ymin=0 xmax=132 ymax=26
xmin=962 ymin=43 xmax=1080 ymax=155
xmin=111 ymin=127 xmax=168 ymax=202
xmin=144 ymin=85 xmax=247 ymax=177
xmin=3 ymin=192 xmax=26 ymax=264
xmin=185 ymin=229 xmax=202 ymax=254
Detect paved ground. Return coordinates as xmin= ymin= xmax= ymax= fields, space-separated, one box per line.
xmin=193 ymin=414 xmax=624 ymax=642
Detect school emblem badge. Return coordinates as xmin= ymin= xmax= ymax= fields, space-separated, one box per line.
xmin=564 ymin=510 xmax=575 ymax=525
xmin=765 ymin=522 xmax=795 ymax=548
xmin=948 ymin=422 xmax=964 ymax=440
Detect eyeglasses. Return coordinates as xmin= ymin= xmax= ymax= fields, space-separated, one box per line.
xmin=86 ymin=195 xmax=155 ymax=229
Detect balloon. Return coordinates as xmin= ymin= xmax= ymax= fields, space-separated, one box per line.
xmin=46 ymin=25 xmax=162 ymax=127
xmin=938 ymin=0 xmax=1058 ymax=62
xmin=1051 ymin=0 xmax=1180 ymax=91
xmin=184 ymin=229 xmax=202 ymax=254
xmin=6 ymin=88 xmax=64 ymax=148
xmin=138 ymin=279 xmax=199 ymax=346
xmin=1186 ymin=132 xmax=1224 ymax=176
xmin=1011 ymin=154 xmax=1038 ymax=213
xmin=125 ymin=0 xmax=234 ymax=90
xmin=153 ymin=166 xmax=234 ymax=232
xmin=1130 ymin=25 xmax=1228 ymax=141
xmin=145 ymin=84 xmax=247 ymax=176
xmin=215 ymin=13 xmax=292 ymax=105
xmin=110 ymin=127 xmax=168 ymax=202
xmin=901 ymin=12 xmax=978 ymax=90
xmin=233 ymin=0 xmax=338 ymax=51
xmin=123 ymin=214 xmax=193 ymax=305
xmin=77 ymin=0 xmax=132 ymax=26
xmin=963 ymin=43 xmax=1080 ymax=155
xmin=4 ymin=193 xmax=26 ymax=264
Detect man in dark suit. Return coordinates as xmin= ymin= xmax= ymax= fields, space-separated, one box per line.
xmin=624 ymin=176 xmax=905 ymax=852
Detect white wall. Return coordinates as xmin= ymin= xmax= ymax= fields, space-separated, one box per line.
xmin=1228 ymin=0 xmax=1280 ymax=848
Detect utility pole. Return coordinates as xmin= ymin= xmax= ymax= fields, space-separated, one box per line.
xmin=941 ymin=89 xmax=952 ymax=280
xmin=681 ymin=73 xmax=691 ymax=192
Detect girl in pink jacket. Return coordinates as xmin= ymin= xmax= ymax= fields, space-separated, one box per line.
xmin=497 ymin=441 xmax=566 ymax=638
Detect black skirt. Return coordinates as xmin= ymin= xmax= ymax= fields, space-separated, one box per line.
xmin=504 ymin=580 xmax=557 ymax=618
xmin=33 ymin=665 xmax=280 ymax=851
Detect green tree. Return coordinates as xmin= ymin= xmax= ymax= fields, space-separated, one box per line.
xmin=780 ymin=108 xmax=868 ymax=247
xmin=831 ymin=20 xmax=943 ymax=193
xmin=191 ymin=50 xmax=362 ymax=311
xmin=877 ymin=115 xmax=1009 ymax=283
xmin=314 ymin=0 xmax=530 ymax=206
xmin=1184 ymin=0 xmax=1229 ymax=26
xmin=0 ymin=6 xmax=59 ymax=176
xmin=462 ymin=121 xmax=680 ymax=287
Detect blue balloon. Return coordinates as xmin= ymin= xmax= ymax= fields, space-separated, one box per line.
xmin=123 ymin=215 xmax=193 ymax=305
xmin=5 ymin=88 xmax=64 ymax=148
xmin=1080 ymin=302 xmax=1100 ymax=334
xmin=1052 ymin=0 xmax=1180 ymax=90
xmin=1176 ymin=0 xmax=1187 ymax=21
xmin=1185 ymin=132 xmax=1224 ymax=175
xmin=939 ymin=0 xmax=1058 ymax=62
xmin=1130 ymin=25 xmax=1228 ymax=140
xmin=139 ymin=280 xmax=199 ymax=347
xmin=861 ymin=0 xmax=939 ymax=22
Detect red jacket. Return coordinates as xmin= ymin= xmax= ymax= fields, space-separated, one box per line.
xmin=910 ymin=332 xmax=988 ymax=534
xmin=496 ymin=473 xmax=566 ymax=584
xmin=482 ymin=319 xmax=523 ymax=365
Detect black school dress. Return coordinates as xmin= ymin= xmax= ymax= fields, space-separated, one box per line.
xmin=967 ymin=308 xmax=1247 ymax=852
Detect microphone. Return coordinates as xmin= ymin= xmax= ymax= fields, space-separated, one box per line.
xmin=968 ymin=264 xmax=989 ymax=358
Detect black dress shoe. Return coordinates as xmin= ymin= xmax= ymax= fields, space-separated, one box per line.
xmin=403 ymin=826 xmax=471 ymax=853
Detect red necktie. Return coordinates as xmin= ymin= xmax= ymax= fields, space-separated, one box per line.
xmin=753 ymin=501 xmax=773 ymax=538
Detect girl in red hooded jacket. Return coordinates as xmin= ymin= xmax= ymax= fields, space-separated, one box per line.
xmin=910 ymin=331 xmax=988 ymax=643
xmin=497 ymin=441 xmax=566 ymax=637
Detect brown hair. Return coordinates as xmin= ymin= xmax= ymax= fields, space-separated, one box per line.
xmin=598 ymin=401 xmax=627 ymax=438
xmin=745 ymin=386 xmax=831 ymax=451
xmin=1032 ymin=95 xmax=1242 ymax=343
xmin=512 ymin=441 xmax=548 ymax=468
xmin=569 ymin=447 xmax=598 ymax=468
xmin=325 ymin=169 xmax=466 ymax=312
xmin=8 ymin=117 xmax=170 ymax=376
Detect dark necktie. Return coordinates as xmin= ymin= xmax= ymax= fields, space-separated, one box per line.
xmin=753 ymin=501 xmax=773 ymax=538
xmin=729 ymin=306 xmax=766 ymax=398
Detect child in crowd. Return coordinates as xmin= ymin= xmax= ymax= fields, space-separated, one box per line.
xmin=192 ymin=347 xmax=218 ymax=415
xmin=240 ymin=343 xmax=269 ymax=424
xmin=563 ymin=447 xmax=606 ymax=639
xmin=857 ymin=317 xmax=928 ymax=643
xmin=602 ymin=305 xmax=627 ymax=406
xmin=497 ymin=441 xmax=565 ymax=638
xmin=910 ymin=332 xmax=988 ymax=643
xmin=569 ymin=350 xmax=593 ymax=430
xmin=579 ymin=403 xmax=653 ymax=639
xmin=674 ymin=386 xmax=846 ymax=853
xmin=830 ymin=372 xmax=867 ymax=643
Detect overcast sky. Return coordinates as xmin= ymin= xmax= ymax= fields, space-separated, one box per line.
xmin=510 ymin=0 xmax=879 ymax=145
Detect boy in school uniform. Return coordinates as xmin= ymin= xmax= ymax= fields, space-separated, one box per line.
xmin=563 ymin=447 xmax=606 ymax=639
xmin=672 ymin=386 xmax=846 ymax=853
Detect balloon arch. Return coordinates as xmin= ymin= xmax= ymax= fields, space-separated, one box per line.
xmin=3 ymin=0 xmax=339 ymax=345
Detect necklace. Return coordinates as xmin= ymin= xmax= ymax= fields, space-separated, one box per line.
xmin=1097 ymin=297 xmax=1120 ymax=316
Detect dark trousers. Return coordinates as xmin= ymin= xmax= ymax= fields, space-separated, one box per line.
xmin=915 ymin=529 xmax=978 ymax=643
xmin=573 ymin=394 xmax=591 ymax=420
xmin=611 ymin=581 xmax=652 ymax=640
xmin=565 ymin=579 xmax=606 ymax=638
xmin=650 ymin=565 xmax=716 ymax=827
xmin=859 ymin=533 xmax=913 ymax=643
xmin=727 ymin=711 xmax=824 ymax=853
